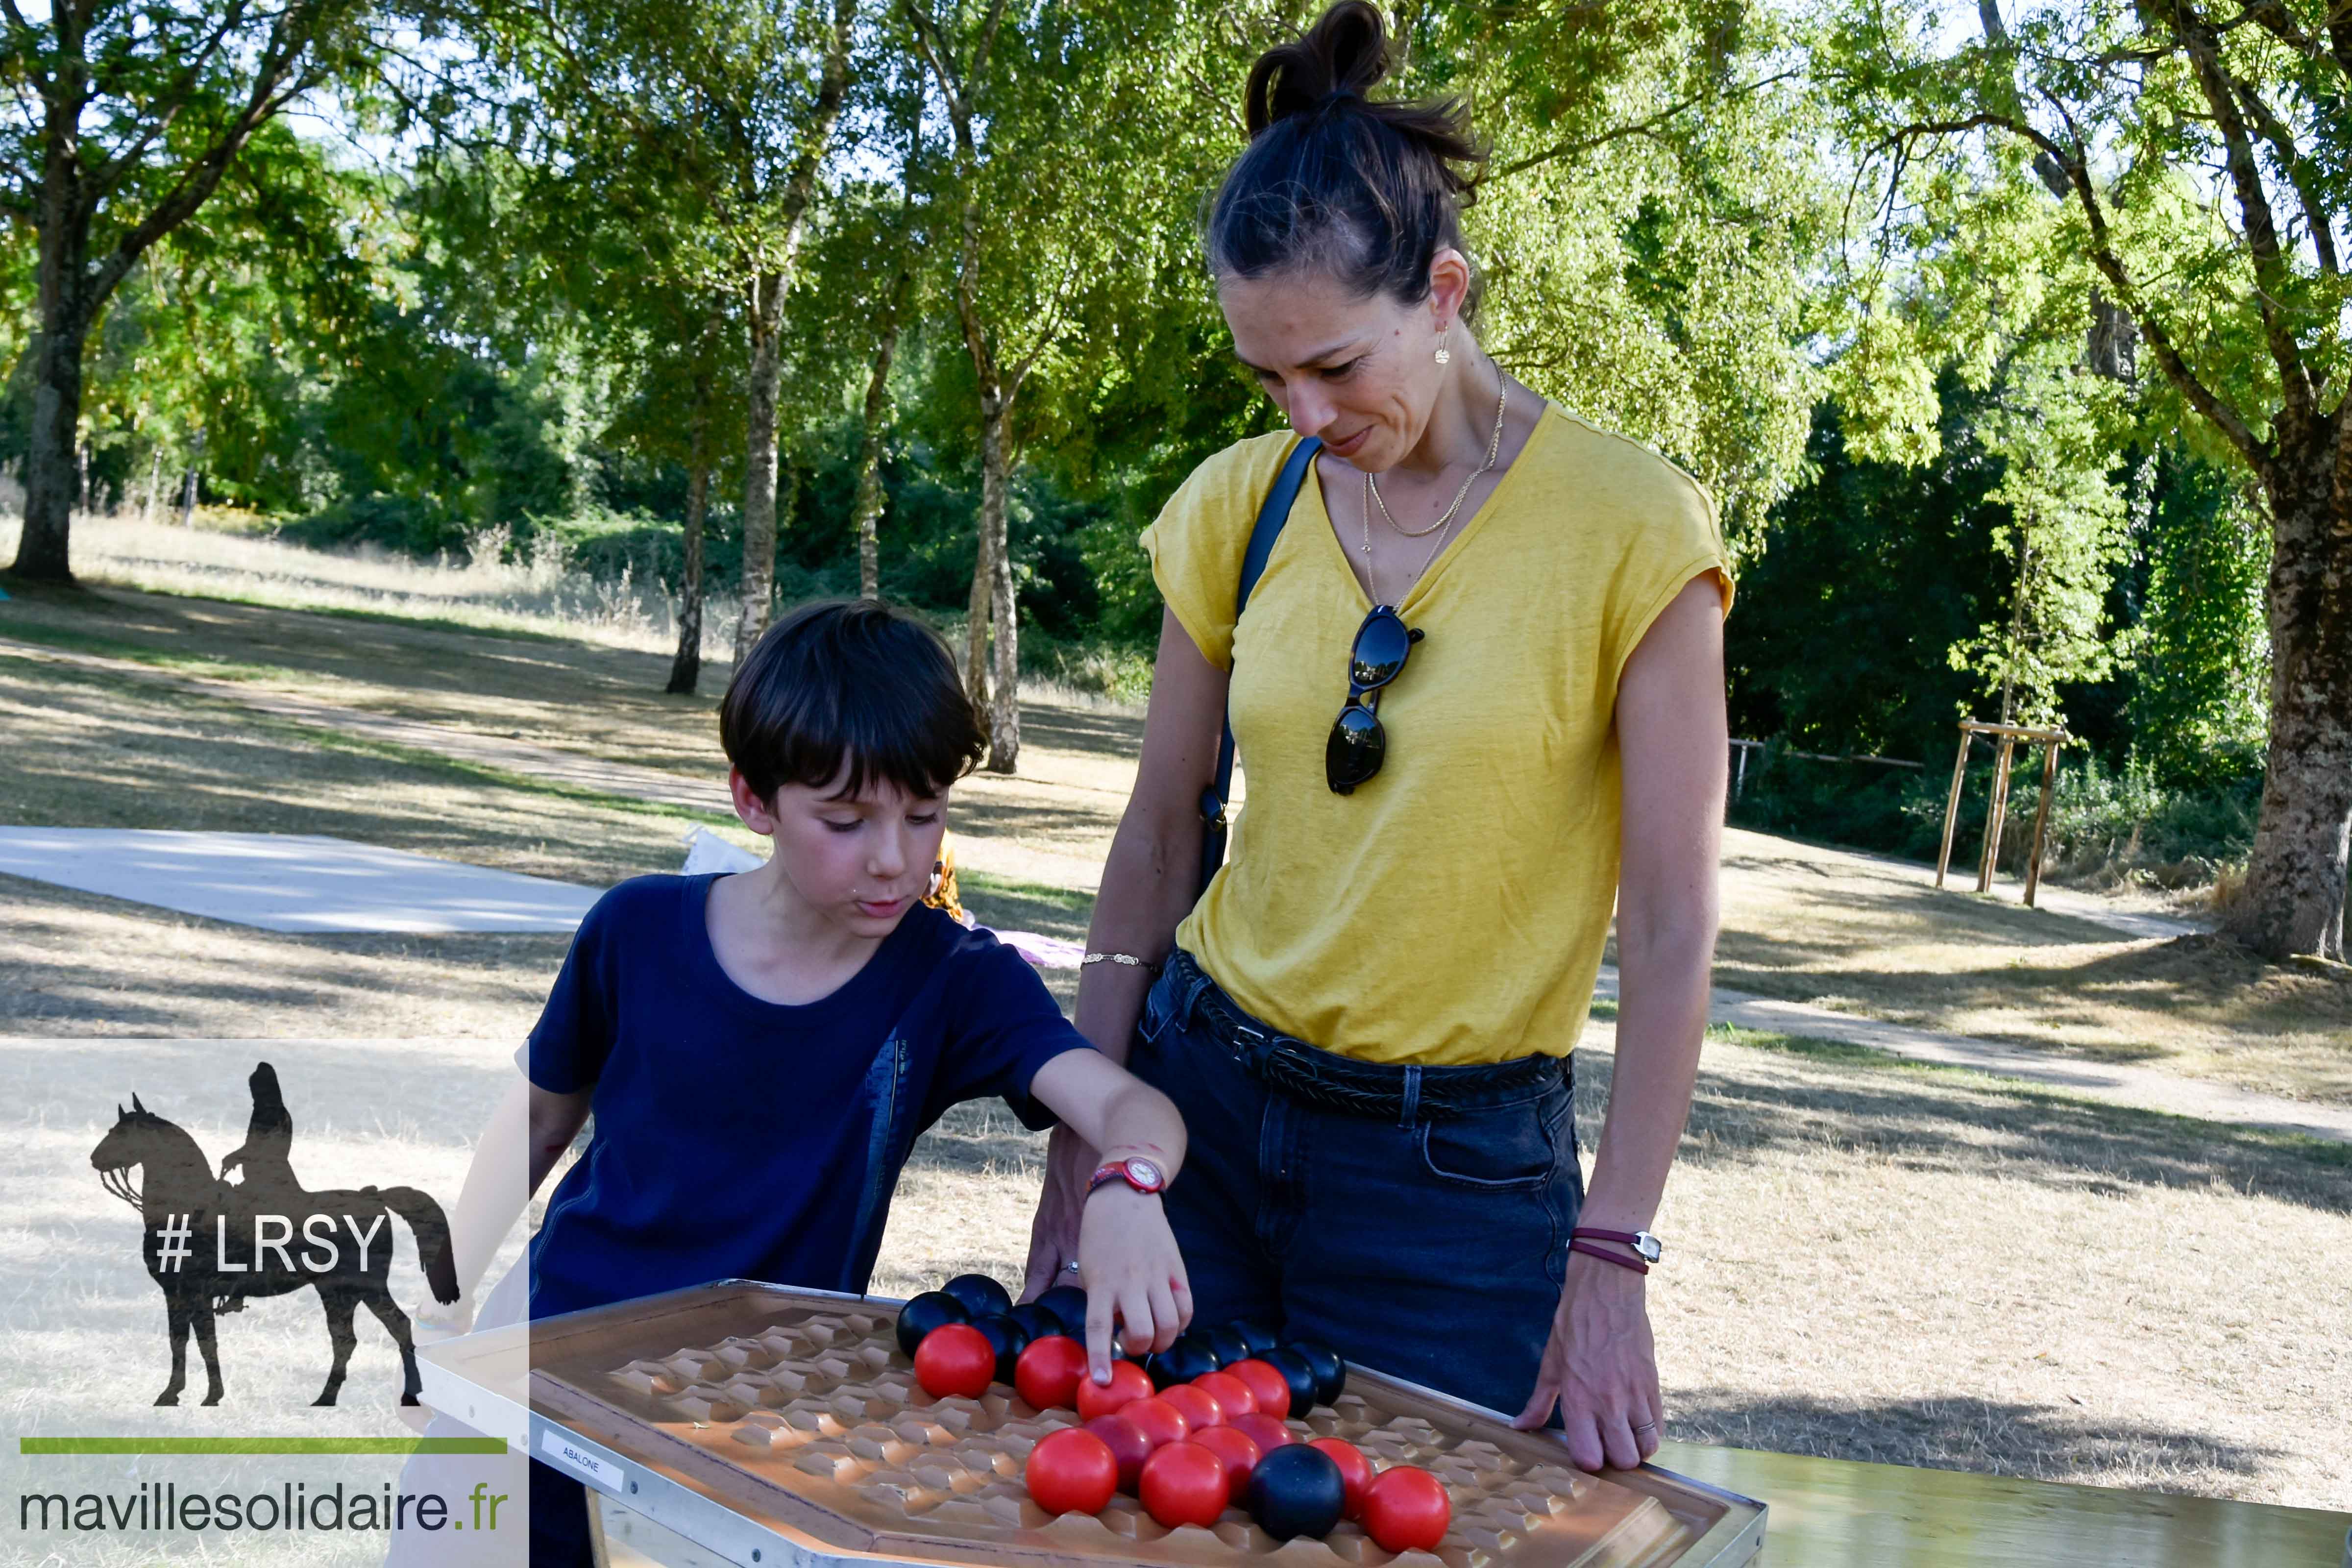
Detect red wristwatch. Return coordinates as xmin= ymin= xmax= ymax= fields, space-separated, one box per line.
xmin=1087 ymin=1158 xmax=1167 ymax=1197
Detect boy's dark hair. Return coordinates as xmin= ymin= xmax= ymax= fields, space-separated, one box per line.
xmin=721 ymin=600 xmax=986 ymax=803
xmin=1205 ymin=1 xmax=1489 ymax=321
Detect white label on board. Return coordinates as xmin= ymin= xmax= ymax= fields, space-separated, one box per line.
xmin=539 ymin=1428 xmax=620 ymax=1494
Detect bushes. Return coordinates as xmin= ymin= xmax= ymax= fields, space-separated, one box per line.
xmin=2029 ymin=753 xmax=2261 ymax=889
xmin=1728 ymin=743 xmax=2261 ymax=890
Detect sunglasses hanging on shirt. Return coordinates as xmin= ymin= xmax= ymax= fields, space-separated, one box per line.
xmin=1326 ymin=604 xmax=1424 ymax=794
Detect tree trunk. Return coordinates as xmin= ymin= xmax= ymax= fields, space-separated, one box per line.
xmin=178 ymin=463 xmax=199 ymax=528
xmin=12 ymin=304 xmax=89 ymax=581
xmin=965 ymin=488 xmax=995 ymax=732
xmin=2228 ymin=437 xmax=2352 ymax=959
xmin=725 ymin=0 xmax=856 ymax=659
xmin=734 ymin=271 xmax=784 ymax=663
xmin=853 ymin=271 xmax=908 ymax=602
xmin=142 ymin=447 xmax=161 ymax=524
xmin=667 ymin=413 xmax=711 ymax=697
xmin=978 ymin=401 xmax=1019 ymax=772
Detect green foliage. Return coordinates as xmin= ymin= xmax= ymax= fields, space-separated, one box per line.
xmin=1949 ymin=354 xmax=2133 ymax=726
xmin=2123 ymin=451 xmax=2272 ymax=788
xmin=1727 ymin=745 xmax=2258 ymax=887
xmin=1726 ymin=381 xmax=2008 ymax=764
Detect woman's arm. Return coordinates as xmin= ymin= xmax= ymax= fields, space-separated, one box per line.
xmin=1028 ymin=1049 xmax=1194 ymax=1377
xmin=1021 ymin=607 xmax=1227 ymax=1301
xmin=1512 ymin=575 xmax=1725 ymax=1470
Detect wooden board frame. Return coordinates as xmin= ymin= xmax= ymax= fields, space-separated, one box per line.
xmin=421 ymin=1280 xmax=1763 ymax=1568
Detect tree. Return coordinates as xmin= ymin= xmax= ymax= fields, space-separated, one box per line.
xmin=1950 ymin=354 xmax=2133 ymax=727
xmin=0 ymin=0 xmax=383 ymax=580
xmin=1822 ymin=0 xmax=2352 ymax=959
xmin=1415 ymin=0 xmax=1831 ymax=547
xmin=493 ymin=0 xmax=860 ymax=658
xmin=898 ymin=0 xmax=1159 ymax=770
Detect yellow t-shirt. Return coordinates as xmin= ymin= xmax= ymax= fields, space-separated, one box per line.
xmin=1141 ymin=402 xmax=1732 ymax=1066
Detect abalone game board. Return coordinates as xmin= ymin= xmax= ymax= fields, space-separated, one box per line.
xmin=422 ymin=1281 xmax=1764 ymax=1568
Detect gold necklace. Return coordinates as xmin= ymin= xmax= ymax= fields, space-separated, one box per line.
xmin=1358 ymin=379 xmax=1509 ymax=604
xmin=1366 ymin=372 xmax=1509 ymax=541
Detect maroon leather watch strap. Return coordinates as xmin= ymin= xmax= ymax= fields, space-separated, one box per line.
xmin=1571 ymin=1228 xmax=1643 ymax=1246
xmin=1568 ymin=1239 xmax=1650 ymax=1275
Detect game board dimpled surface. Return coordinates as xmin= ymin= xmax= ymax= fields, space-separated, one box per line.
xmin=526 ymin=1284 xmax=1760 ymax=1568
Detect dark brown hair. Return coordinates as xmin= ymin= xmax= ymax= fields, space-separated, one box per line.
xmin=1206 ymin=2 xmax=1488 ymax=318
xmin=720 ymin=600 xmax=985 ymax=804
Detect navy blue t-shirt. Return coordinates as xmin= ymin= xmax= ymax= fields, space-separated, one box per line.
xmin=523 ymin=874 xmax=1088 ymax=1320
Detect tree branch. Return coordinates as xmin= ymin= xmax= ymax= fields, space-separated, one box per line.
xmin=86 ymin=7 xmax=249 ymax=197
xmin=1496 ymin=70 xmax=1800 ymax=179
xmin=2232 ymin=73 xmax=2339 ymax=272
xmin=2160 ymin=0 xmax=2314 ymax=412
xmin=0 ymin=0 xmax=49 ymax=99
xmin=1004 ymin=246 xmax=1085 ymax=401
xmin=1890 ymin=109 xmax=2273 ymax=471
xmin=84 ymin=6 xmax=333 ymax=307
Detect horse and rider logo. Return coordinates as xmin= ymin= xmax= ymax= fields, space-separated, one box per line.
xmin=88 ymin=1062 xmax=460 ymax=1408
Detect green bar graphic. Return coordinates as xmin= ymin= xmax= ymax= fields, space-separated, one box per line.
xmin=20 ymin=1437 xmax=509 ymax=1455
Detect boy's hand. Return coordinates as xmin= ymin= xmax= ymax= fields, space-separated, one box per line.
xmin=1077 ymin=1188 xmax=1192 ymax=1383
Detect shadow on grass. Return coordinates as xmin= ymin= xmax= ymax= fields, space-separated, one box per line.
xmin=1021 ymin=703 xmax=1145 ymax=763
xmin=1667 ymin=1387 xmax=2285 ymax=1487
xmin=1715 ymin=929 xmax=2352 ymax=1065
xmin=957 ymin=871 xmax=1093 ymax=948
xmin=0 ymin=874 xmax=568 ymax=1033
xmin=1573 ymin=1037 xmax=2352 ymax=1217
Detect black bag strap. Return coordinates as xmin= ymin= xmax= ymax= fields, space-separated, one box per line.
xmin=1198 ymin=435 xmax=1322 ymax=898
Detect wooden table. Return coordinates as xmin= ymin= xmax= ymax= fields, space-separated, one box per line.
xmin=1654 ymin=1442 xmax=2352 ymax=1566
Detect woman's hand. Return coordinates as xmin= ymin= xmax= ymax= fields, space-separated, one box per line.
xmin=1076 ymin=1187 xmax=1193 ymax=1382
xmin=1020 ymin=1125 xmax=1096 ymax=1304
xmin=1510 ymin=1254 xmax=1662 ymax=1470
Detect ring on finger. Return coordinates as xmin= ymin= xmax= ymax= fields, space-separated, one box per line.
xmin=1063 ymin=1260 xmax=1082 ymax=1273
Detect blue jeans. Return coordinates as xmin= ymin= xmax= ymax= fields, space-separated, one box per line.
xmin=1130 ymin=949 xmax=1582 ymax=1419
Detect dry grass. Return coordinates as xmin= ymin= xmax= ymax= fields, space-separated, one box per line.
xmin=871 ymin=1034 xmax=2352 ymax=1515
xmin=0 ymin=508 xmax=741 ymax=658
xmin=0 ymin=647 xmax=1085 ymax=1038
xmin=5 ymin=580 xmax=2348 ymax=1097
xmin=0 ymin=1033 xmax=531 ymax=1568
xmin=1714 ymin=832 xmax=2352 ymax=1104
xmin=3 ymin=579 xmax=2350 ymax=1533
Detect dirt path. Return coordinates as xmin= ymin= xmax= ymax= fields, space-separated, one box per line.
xmin=1592 ymin=970 xmax=2352 ymax=1143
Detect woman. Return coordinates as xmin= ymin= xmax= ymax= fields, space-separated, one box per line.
xmin=1024 ymin=2 xmax=1729 ymax=1474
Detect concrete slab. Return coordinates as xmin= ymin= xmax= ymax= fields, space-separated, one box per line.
xmin=0 ymin=827 xmax=600 ymax=933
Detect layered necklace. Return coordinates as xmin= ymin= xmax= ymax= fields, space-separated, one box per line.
xmin=1358 ymin=369 xmax=1509 ymax=604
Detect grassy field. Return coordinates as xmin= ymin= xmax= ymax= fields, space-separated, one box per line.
xmin=5 ymin=575 xmax=2347 ymax=1103
xmin=0 ymin=509 xmax=739 ymax=657
xmin=2 ymin=571 xmax=2350 ymax=1527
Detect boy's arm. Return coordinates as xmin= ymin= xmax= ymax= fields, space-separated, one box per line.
xmin=1026 ymin=1050 xmax=1191 ymax=1382
xmin=413 ymin=1072 xmax=593 ymax=1335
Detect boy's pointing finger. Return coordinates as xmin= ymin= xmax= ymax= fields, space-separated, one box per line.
xmin=1084 ymin=1289 xmax=1118 ymax=1383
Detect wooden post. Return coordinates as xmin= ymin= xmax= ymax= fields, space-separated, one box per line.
xmin=1977 ymin=737 xmax=2016 ymax=892
xmin=1936 ymin=730 xmax=1972 ymax=888
xmin=2022 ymin=738 xmax=2061 ymax=907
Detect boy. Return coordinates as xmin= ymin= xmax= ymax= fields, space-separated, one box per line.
xmin=412 ymin=601 xmax=1193 ymax=1568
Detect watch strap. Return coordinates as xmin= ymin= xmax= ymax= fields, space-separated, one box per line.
xmin=1568 ymin=1239 xmax=1650 ymax=1276
xmin=1088 ymin=1159 xmax=1165 ymax=1196
xmin=1570 ymin=1227 xmax=1662 ymax=1263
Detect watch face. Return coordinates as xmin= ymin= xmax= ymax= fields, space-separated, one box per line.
xmin=1634 ymin=1232 xmax=1664 ymax=1263
xmin=1126 ymin=1158 xmax=1163 ymax=1190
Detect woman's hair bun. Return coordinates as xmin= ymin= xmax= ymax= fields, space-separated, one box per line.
xmin=1246 ymin=0 xmax=1391 ymax=135
xmin=1208 ymin=2 xmax=1489 ymax=320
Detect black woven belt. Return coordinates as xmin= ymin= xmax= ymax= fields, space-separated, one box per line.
xmin=1181 ymin=961 xmax=1564 ymax=1120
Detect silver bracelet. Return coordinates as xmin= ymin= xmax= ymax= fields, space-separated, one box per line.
xmin=1080 ymin=952 xmax=1160 ymax=974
